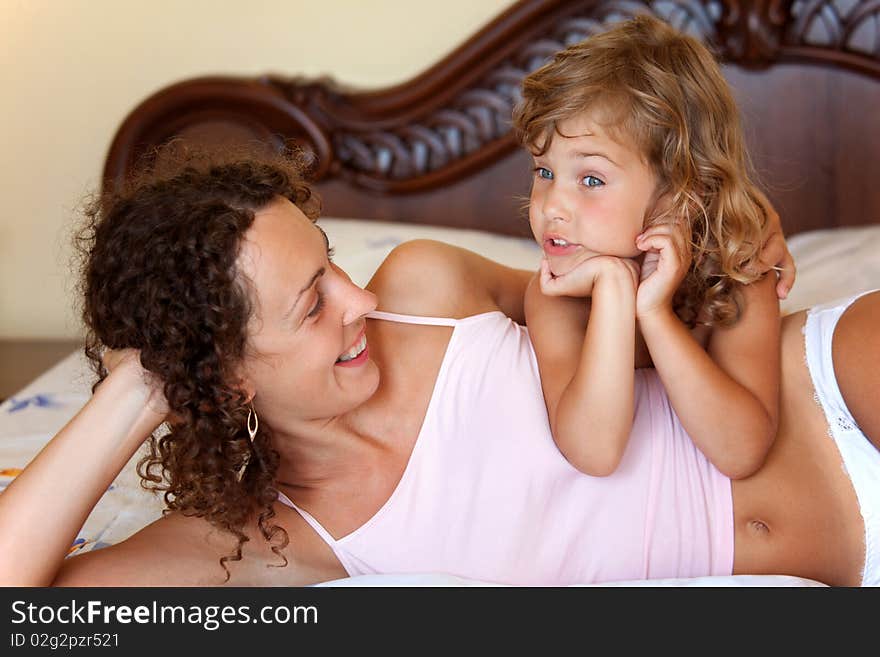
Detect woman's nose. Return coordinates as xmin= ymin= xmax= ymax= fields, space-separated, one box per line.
xmin=342 ymin=284 xmax=378 ymax=326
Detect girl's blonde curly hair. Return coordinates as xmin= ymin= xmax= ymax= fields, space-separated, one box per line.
xmin=513 ymin=14 xmax=772 ymax=326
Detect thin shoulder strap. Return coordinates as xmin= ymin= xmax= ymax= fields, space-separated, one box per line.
xmin=367 ymin=310 xmax=457 ymax=327
xmin=276 ymin=490 xmax=338 ymax=547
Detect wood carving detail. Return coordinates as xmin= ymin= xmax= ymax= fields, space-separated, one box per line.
xmin=788 ymin=0 xmax=880 ymax=55
xmin=272 ymin=1 xmax=732 ymax=188
xmin=105 ymin=1 xmax=880 ymax=196
xmin=717 ymin=1 xmax=790 ymax=62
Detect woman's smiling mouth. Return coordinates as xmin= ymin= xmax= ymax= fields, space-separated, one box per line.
xmin=335 ymin=330 xmax=369 ymax=367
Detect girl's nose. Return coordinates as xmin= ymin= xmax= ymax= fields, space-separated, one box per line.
xmin=542 ymin=185 xmax=569 ymax=223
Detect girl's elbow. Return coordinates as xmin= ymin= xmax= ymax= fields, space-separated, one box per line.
xmin=722 ymin=426 xmax=776 ymax=480
xmin=550 ymin=413 xmax=629 ymax=477
xmin=749 ymin=414 xmax=778 ymax=474
xmin=558 ymin=436 xmax=626 ymax=477
xmin=577 ymin=456 xmax=623 ymax=478
xmin=724 ymin=458 xmax=764 ymax=481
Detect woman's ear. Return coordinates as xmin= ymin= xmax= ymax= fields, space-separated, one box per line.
xmin=233 ymin=355 xmax=257 ymax=404
xmin=236 ymin=376 xmax=256 ymax=405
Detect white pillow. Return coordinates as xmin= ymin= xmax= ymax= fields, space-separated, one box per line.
xmin=315 ymin=572 xmax=826 ymax=587
xmin=779 ymin=225 xmax=880 ymax=314
xmin=318 ymin=217 xmax=541 ymax=287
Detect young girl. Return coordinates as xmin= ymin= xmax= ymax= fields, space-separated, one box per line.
xmin=513 ymin=15 xmax=782 ymax=478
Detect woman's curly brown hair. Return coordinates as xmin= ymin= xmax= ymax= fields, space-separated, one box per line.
xmin=513 ymin=14 xmax=773 ymax=327
xmin=75 ymin=145 xmax=320 ymax=580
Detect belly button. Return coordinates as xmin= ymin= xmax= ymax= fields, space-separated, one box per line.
xmin=748 ymin=519 xmax=770 ymax=535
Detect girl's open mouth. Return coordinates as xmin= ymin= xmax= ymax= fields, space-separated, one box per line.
xmin=543 ymin=236 xmax=581 ymax=257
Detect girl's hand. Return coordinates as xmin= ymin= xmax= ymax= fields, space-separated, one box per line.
xmin=539 ymin=256 xmax=639 ymax=299
xmin=101 ymin=348 xmax=170 ymax=420
xmin=635 ymin=221 xmax=691 ymax=318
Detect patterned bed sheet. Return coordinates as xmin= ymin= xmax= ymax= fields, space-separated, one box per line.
xmin=3 ymin=219 xmax=880 ymax=585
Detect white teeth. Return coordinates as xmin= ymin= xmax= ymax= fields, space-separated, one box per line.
xmin=551 ymin=238 xmax=569 ymax=246
xmin=337 ymin=334 xmax=367 ymax=362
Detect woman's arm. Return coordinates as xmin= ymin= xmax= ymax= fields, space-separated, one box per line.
xmin=640 ymin=274 xmax=781 ymax=479
xmin=753 ymin=190 xmax=796 ymax=299
xmin=525 ymin=257 xmax=639 ymax=476
xmin=0 ymin=354 xmax=167 ymax=585
xmin=50 ymin=507 xmax=334 ymax=586
xmin=0 ymin=353 xmax=329 ymax=586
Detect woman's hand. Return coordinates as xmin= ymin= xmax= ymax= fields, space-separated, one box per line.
xmin=0 ymin=347 xmax=171 ymax=586
xmin=635 ymin=221 xmax=691 ymax=318
xmin=101 ymin=348 xmax=170 ymax=420
xmin=539 ymin=255 xmax=639 ymax=299
xmin=752 ymin=194 xmax=796 ymax=299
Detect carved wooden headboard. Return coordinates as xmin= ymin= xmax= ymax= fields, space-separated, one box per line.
xmin=103 ymin=0 xmax=880 ymax=238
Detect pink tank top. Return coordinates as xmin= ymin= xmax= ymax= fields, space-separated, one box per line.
xmin=278 ymin=310 xmax=733 ymax=585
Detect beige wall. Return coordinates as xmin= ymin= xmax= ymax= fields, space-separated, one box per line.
xmin=0 ymin=0 xmax=517 ymax=339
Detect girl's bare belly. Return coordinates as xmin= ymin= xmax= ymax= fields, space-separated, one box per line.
xmin=730 ymin=310 xmax=864 ymax=586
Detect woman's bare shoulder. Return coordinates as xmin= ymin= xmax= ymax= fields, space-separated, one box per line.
xmin=366 ymin=239 xmax=524 ymax=319
xmin=53 ymin=508 xmax=341 ymax=586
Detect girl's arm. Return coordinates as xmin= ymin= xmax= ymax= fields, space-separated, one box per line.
xmin=636 ymin=224 xmax=780 ymax=479
xmin=0 ymin=353 xmax=167 ymax=585
xmin=525 ymin=256 xmax=639 ymax=476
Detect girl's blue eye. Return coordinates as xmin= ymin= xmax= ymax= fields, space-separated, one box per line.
xmin=583 ymin=175 xmax=604 ymax=187
xmin=307 ymin=293 xmax=325 ymax=318
xmin=534 ymin=167 xmax=553 ymax=180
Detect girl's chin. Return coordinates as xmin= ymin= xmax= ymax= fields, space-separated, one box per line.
xmin=547 ymin=252 xmax=594 ymax=276
xmin=549 ymin=251 xmax=640 ymax=276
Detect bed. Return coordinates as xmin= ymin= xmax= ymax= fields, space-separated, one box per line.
xmin=3 ymin=0 xmax=879 ymax=587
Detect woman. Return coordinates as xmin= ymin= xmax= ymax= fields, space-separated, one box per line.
xmin=0 ymin=151 xmax=876 ymax=586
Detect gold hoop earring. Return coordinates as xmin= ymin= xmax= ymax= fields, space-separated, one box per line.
xmin=247 ymin=405 xmax=259 ymax=442
xmin=237 ymin=405 xmax=259 ymax=482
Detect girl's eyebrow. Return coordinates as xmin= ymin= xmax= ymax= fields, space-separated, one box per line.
xmin=282 ymin=267 xmax=325 ymax=321
xmin=574 ymin=151 xmax=618 ymax=166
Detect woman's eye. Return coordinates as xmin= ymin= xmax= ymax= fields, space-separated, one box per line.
xmin=307 ymin=293 xmax=325 ymax=319
xmin=317 ymin=225 xmax=335 ymax=262
xmin=534 ymin=167 xmax=553 ymax=180
xmin=583 ymin=175 xmax=604 ymax=187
